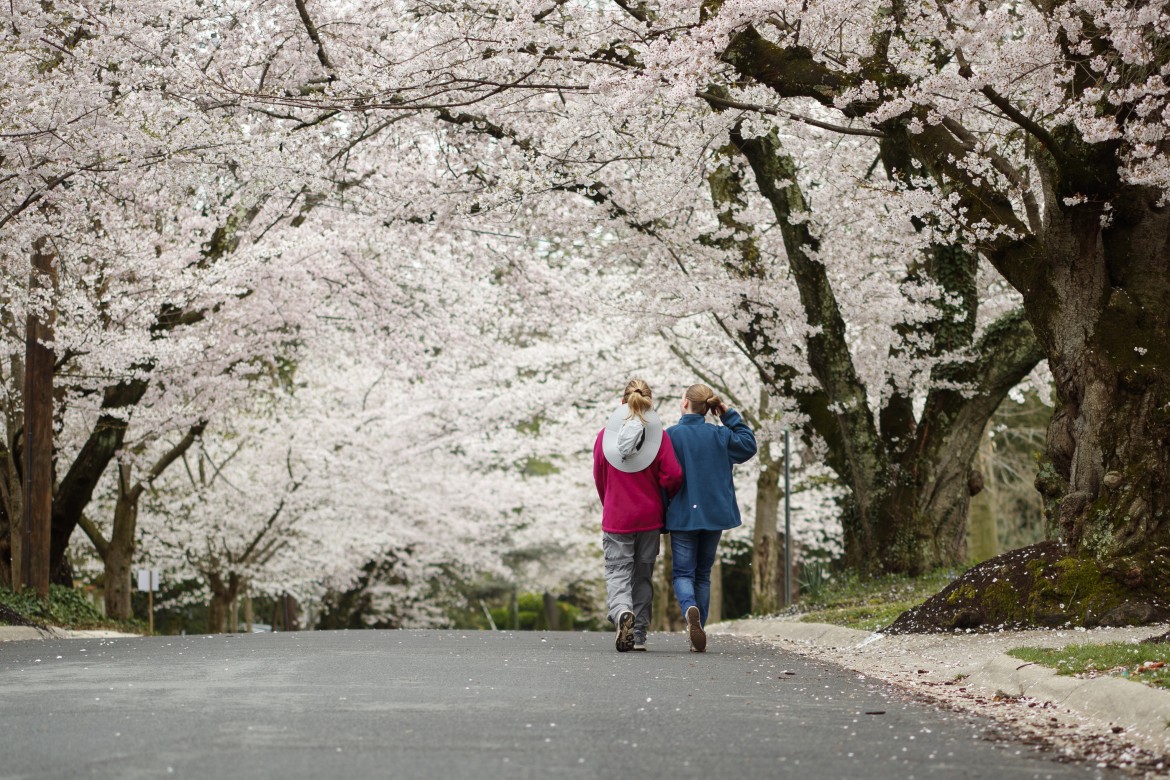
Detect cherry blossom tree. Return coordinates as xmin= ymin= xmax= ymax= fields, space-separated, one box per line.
xmin=12 ymin=0 xmax=1155 ymax=633
xmin=660 ymin=0 xmax=1170 ymax=622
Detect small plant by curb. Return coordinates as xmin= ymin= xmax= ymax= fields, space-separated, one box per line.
xmin=1007 ymin=640 xmax=1170 ymax=691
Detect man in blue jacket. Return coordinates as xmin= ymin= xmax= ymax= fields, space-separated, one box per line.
xmin=665 ymin=384 xmax=757 ymax=652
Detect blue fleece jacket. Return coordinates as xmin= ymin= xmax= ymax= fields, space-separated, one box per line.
xmin=664 ymin=410 xmax=758 ymax=533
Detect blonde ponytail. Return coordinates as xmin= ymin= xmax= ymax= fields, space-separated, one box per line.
xmin=685 ymin=383 xmax=722 ymax=416
xmin=623 ymin=379 xmax=653 ymax=422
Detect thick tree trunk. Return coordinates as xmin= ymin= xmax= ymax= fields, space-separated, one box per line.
xmin=102 ymin=468 xmax=139 ymax=621
xmin=207 ymin=571 xmax=241 ymax=634
xmin=898 ymin=194 xmax=1170 ymax=632
xmin=541 ymin=592 xmax=560 ymax=630
xmin=967 ymin=449 xmax=999 ymax=563
xmin=22 ymin=238 xmax=55 ymax=598
xmin=751 ymin=445 xmax=784 ymax=614
xmin=208 ymin=591 xmax=229 ymax=635
xmin=1034 ymin=197 xmax=1170 ymax=578
xmin=104 ymin=544 xmax=134 ymax=621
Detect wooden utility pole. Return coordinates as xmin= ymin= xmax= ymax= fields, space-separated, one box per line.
xmin=21 ymin=237 xmax=55 ymax=599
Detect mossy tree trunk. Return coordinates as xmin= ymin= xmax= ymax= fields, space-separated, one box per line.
xmin=702 ymin=122 xmax=1043 ymax=575
xmin=715 ymin=5 xmax=1170 ymax=624
xmin=1029 ymin=196 xmax=1170 ymax=580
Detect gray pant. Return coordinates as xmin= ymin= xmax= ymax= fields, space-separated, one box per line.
xmin=602 ymin=531 xmax=659 ymax=638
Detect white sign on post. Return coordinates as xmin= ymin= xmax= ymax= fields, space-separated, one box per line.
xmin=136 ymin=569 xmax=160 ymax=592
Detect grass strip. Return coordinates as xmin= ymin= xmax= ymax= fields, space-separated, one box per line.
xmin=1006 ymin=642 xmax=1170 ymax=691
xmin=794 ymin=567 xmax=965 ymax=632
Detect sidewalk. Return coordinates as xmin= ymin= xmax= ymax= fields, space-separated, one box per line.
xmin=714 ymin=618 xmax=1170 ymax=769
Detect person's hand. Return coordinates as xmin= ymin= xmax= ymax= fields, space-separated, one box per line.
xmin=714 ymin=402 xmax=728 ymax=417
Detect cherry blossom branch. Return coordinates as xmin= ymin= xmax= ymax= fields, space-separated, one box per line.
xmin=610 ymin=0 xmax=656 ymax=24
xmin=696 ymin=91 xmax=885 ymax=138
xmin=937 ymin=116 xmax=1041 ymax=234
xmin=533 ymin=0 xmax=571 ymax=22
xmin=293 ymin=0 xmax=336 ymax=79
xmin=0 ymin=168 xmax=85 ymax=230
xmin=929 ymin=0 xmax=1064 ymax=168
xmin=978 ymin=85 xmax=1065 ymax=167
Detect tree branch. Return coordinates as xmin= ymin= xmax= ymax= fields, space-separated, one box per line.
xmin=293 ymin=0 xmax=336 ymax=79
xmin=75 ymin=513 xmax=110 ymax=560
xmin=697 ymin=91 xmax=884 ymax=137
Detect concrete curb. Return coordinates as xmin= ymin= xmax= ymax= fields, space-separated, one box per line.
xmin=715 ymin=618 xmax=1170 ymax=749
xmin=0 ymin=626 xmax=140 ymax=643
xmin=968 ymin=654 xmax=1170 ymax=738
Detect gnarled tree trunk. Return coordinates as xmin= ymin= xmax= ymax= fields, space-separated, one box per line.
xmin=1034 ymin=195 xmax=1170 ymax=581
xmin=717 ymin=125 xmax=1044 ymax=575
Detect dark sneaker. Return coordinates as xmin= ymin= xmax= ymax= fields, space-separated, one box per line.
xmin=685 ymin=605 xmax=706 ymax=653
xmin=615 ymin=610 xmax=635 ymax=652
xmin=632 ymin=635 xmax=647 ymax=651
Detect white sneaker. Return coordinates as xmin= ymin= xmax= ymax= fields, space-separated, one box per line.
xmin=615 ymin=610 xmax=635 ymax=652
xmin=685 ymin=606 xmax=706 ymax=653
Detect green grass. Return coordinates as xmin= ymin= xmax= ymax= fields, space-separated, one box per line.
xmin=0 ymin=585 xmax=144 ymax=632
xmin=1006 ymin=642 xmax=1170 ymax=690
xmin=794 ymin=567 xmax=966 ymax=632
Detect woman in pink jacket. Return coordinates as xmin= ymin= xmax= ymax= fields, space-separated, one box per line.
xmin=593 ymin=379 xmax=683 ymax=652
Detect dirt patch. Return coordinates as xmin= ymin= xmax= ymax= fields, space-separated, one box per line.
xmin=885 ymin=541 xmax=1170 ymax=634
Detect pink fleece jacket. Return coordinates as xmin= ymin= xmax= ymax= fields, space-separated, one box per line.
xmin=592 ymin=429 xmax=683 ymax=534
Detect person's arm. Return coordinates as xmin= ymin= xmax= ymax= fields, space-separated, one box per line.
xmin=593 ymin=430 xmax=607 ymax=504
xmin=657 ymin=431 xmax=683 ymax=496
xmin=720 ymin=408 xmax=758 ymax=464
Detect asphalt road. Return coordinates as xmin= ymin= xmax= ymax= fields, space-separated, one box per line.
xmin=1 ymin=630 xmax=1122 ymax=779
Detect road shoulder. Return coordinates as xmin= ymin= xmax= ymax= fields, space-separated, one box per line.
xmin=714 ymin=617 xmax=1170 ymax=767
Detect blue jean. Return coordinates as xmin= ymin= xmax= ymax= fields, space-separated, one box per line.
xmin=670 ymin=530 xmax=722 ymax=626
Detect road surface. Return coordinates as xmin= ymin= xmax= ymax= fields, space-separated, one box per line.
xmin=0 ymin=630 xmax=1120 ymax=779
